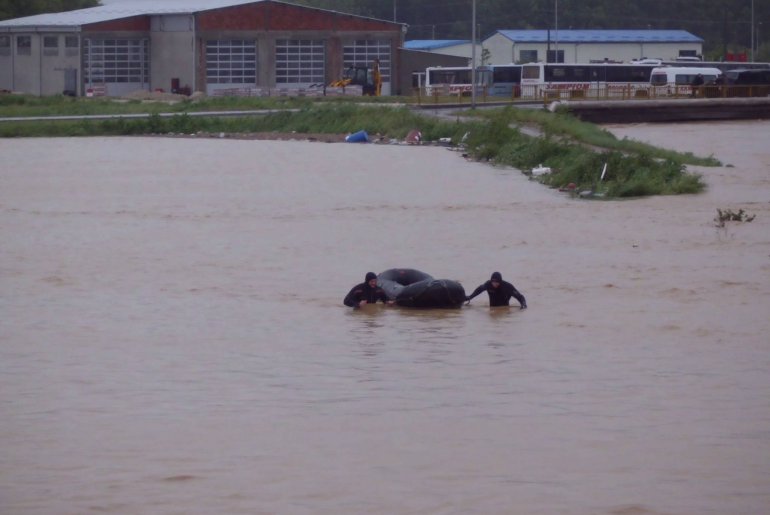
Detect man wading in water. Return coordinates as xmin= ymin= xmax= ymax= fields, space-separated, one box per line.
xmin=466 ymin=272 xmax=527 ymax=309
xmin=344 ymin=272 xmax=394 ymax=308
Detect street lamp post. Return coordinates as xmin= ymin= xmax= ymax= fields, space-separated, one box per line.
xmin=471 ymin=0 xmax=477 ymax=108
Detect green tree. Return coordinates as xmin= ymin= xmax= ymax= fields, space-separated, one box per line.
xmin=0 ymin=0 xmax=99 ymax=21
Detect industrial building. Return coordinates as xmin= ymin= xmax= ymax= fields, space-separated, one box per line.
xmin=484 ymin=30 xmax=704 ymax=65
xmin=0 ymin=0 xmax=406 ymax=97
xmin=407 ymin=30 xmax=704 ymax=66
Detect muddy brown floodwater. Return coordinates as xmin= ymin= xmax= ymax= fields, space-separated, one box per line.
xmin=1 ymin=120 xmax=769 ymax=515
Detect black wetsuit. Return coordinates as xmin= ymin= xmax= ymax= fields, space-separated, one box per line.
xmin=344 ymin=282 xmax=389 ymax=307
xmin=467 ymin=280 xmax=527 ymax=308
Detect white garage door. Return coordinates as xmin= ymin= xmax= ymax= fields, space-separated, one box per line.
xmin=275 ymin=39 xmax=325 ymax=88
xmin=83 ymin=38 xmax=149 ymax=97
xmin=205 ymin=39 xmax=257 ymax=95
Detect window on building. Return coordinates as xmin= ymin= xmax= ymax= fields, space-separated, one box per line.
xmin=679 ymin=49 xmax=697 ymax=57
xmin=17 ymin=35 xmax=31 ymax=56
xmin=275 ymin=39 xmax=325 ymax=86
xmin=519 ymin=50 xmax=537 ymax=63
xmin=65 ymin=36 xmax=79 ymax=57
xmin=43 ymin=36 xmax=59 ymax=56
xmin=205 ymin=39 xmax=257 ymax=85
xmin=547 ymin=49 xmax=564 ymax=63
xmin=0 ymin=35 xmax=10 ymax=57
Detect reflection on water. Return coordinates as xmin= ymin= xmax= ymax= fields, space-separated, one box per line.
xmin=2 ymin=128 xmax=770 ymax=515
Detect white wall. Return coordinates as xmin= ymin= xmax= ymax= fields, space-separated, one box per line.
xmin=0 ymin=35 xmax=13 ymax=91
xmin=7 ymin=33 xmax=40 ymax=94
xmin=151 ymin=15 xmax=195 ymax=93
xmin=40 ymin=34 xmax=81 ymax=95
xmin=484 ymin=33 xmax=516 ymax=64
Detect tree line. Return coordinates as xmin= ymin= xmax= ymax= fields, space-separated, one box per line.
xmin=291 ymin=0 xmax=769 ymax=61
xmin=1 ymin=0 xmax=767 ymax=60
xmin=0 ymin=0 xmax=98 ymax=21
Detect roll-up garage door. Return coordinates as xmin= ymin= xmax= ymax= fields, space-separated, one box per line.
xmin=84 ymin=38 xmax=149 ymax=97
xmin=205 ymin=39 xmax=256 ymax=95
xmin=275 ymin=39 xmax=325 ymax=89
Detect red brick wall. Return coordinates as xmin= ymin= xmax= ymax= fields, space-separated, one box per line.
xmin=198 ymin=1 xmax=398 ymax=32
xmin=83 ymin=16 xmax=150 ymax=32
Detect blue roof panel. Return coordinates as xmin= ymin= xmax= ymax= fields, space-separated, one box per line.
xmin=496 ymin=30 xmax=703 ymax=43
xmin=404 ymin=40 xmax=469 ymax=51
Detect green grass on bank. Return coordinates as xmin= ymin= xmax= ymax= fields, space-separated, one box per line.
xmin=473 ymin=106 xmax=721 ymax=167
xmin=0 ymin=96 xmax=710 ymax=198
xmin=463 ymin=113 xmax=705 ymax=197
xmin=0 ymin=92 xmax=400 ymax=117
xmin=0 ymin=103 xmax=451 ymax=140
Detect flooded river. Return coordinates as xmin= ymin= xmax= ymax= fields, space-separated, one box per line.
xmin=1 ymin=121 xmax=769 ymax=515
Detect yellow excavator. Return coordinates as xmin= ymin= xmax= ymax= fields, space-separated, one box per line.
xmin=329 ymin=58 xmax=382 ymax=96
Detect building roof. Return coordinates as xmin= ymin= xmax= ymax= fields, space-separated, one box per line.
xmin=404 ymin=40 xmax=470 ymax=51
xmin=0 ymin=0 xmax=259 ymax=28
xmin=495 ymin=30 xmax=703 ymax=44
xmin=0 ymin=0 xmax=404 ymax=30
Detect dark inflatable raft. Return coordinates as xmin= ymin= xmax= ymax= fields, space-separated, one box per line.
xmin=378 ymin=268 xmax=466 ymax=308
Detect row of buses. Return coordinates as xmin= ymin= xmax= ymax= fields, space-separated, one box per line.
xmin=422 ymin=60 xmax=770 ymax=99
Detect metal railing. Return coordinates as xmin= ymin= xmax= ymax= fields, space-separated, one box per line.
xmin=411 ymin=84 xmax=770 ymax=107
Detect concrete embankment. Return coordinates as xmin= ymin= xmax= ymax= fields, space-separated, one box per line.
xmin=555 ymin=97 xmax=770 ymax=123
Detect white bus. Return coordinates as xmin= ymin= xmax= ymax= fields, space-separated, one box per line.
xmin=424 ymin=66 xmax=492 ymax=96
xmin=519 ymin=62 xmax=659 ymax=99
xmin=487 ymin=64 xmax=522 ymax=97
xmin=649 ymin=66 xmax=722 ymax=95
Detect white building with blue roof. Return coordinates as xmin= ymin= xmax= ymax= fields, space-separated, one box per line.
xmin=484 ymin=29 xmax=703 ymax=65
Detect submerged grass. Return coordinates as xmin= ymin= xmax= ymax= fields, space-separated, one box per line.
xmin=0 ymin=96 xmax=710 ymax=198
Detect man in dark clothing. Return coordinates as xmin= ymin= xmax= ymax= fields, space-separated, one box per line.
xmin=344 ymin=272 xmax=393 ymax=307
xmin=466 ymin=271 xmax=527 ymax=309
xmin=691 ymin=74 xmax=704 ymax=97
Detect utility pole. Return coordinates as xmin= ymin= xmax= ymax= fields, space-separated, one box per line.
xmin=554 ymin=0 xmax=559 ymax=63
xmin=471 ymin=0 xmax=477 ymax=109
xmin=393 ymin=0 xmax=397 ymax=22
xmin=751 ymin=0 xmax=754 ymax=62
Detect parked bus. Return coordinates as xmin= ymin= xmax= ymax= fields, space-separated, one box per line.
xmin=519 ymin=62 xmax=659 ymax=99
xmin=423 ymin=66 xmax=492 ymax=96
xmin=487 ymin=64 xmax=522 ymax=97
xmin=650 ymin=66 xmax=722 ymax=96
xmin=724 ymin=68 xmax=770 ymax=84
xmin=723 ymin=68 xmax=770 ymax=97
xmin=657 ymin=60 xmax=770 ymax=72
